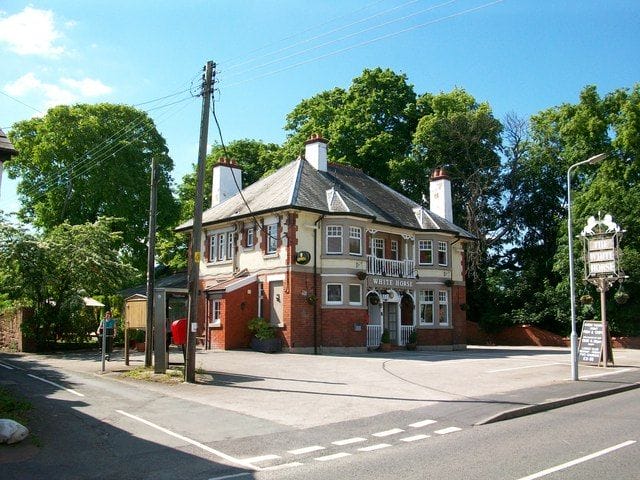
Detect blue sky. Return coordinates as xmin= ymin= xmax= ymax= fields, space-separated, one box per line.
xmin=1 ymin=0 xmax=638 ymax=214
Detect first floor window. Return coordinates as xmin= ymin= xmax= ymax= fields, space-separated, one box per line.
xmin=438 ymin=290 xmax=449 ymax=325
xmin=327 ymin=225 xmax=343 ymax=254
xmin=207 ymin=231 xmax=234 ymax=263
xmin=245 ymin=227 xmax=254 ymax=248
xmin=438 ymin=241 xmax=448 ymax=266
xmin=391 ymin=240 xmax=399 ymax=260
xmin=266 ymin=223 xmax=278 ymax=254
xmin=419 ymin=290 xmax=434 ymax=325
xmin=419 ymin=240 xmax=433 ymax=265
xmin=209 ymin=299 xmax=221 ymax=326
xmin=326 ymin=283 xmax=343 ymax=304
xmin=373 ymin=238 xmax=385 ymax=258
xmin=227 ymin=232 xmax=235 ymax=260
xmin=348 ymin=284 xmax=362 ymax=305
xmin=349 ymin=226 xmax=362 ymax=255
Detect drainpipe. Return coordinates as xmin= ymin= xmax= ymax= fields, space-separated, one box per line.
xmin=313 ymin=215 xmax=324 ymax=354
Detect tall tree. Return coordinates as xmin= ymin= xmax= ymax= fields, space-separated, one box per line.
xmin=7 ymin=103 xmax=180 ymax=270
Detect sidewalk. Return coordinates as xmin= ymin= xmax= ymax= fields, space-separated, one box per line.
xmin=6 ymin=345 xmax=640 ymax=429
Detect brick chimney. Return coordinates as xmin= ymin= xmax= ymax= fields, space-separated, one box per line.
xmin=212 ymin=157 xmax=242 ymax=207
xmin=429 ymin=168 xmax=452 ymax=222
xmin=304 ymin=133 xmax=328 ymax=172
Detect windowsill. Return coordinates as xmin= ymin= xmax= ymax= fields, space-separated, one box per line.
xmin=264 ymin=252 xmax=280 ymax=259
xmin=206 ymin=260 xmax=233 ymax=266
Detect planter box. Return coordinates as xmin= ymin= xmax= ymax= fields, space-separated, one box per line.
xmin=250 ymin=337 xmax=282 ymax=353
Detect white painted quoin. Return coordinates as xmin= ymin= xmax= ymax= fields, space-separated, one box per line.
xmin=177 ymin=135 xmax=474 ymax=353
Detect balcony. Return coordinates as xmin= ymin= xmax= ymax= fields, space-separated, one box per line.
xmin=367 ymin=255 xmax=416 ymax=278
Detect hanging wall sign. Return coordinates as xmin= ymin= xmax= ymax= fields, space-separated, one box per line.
xmin=295 ymin=251 xmax=311 ymax=265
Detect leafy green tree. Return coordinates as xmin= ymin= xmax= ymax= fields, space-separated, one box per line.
xmin=283 ymin=68 xmax=419 ymax=180
xmin=0 ymin=216 xmax=136 ymax=346
xmin=6 ymin=103 xmax=180 ymax=271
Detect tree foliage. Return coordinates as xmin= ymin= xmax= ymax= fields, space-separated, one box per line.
xmin=7 ymin=103 xmax=180 ymax=271
xmin=0 ymin=216 xmax=136 ymax=346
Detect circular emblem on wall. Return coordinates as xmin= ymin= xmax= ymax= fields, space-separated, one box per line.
xmin=295 ymin=251 xmax=311 ymax=265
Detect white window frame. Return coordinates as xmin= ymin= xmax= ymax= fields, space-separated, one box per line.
xmin=245 ymin=227 xmax=254 ymax=248
xmin=373 ymin=238 xmax=385 ymax=258
xmin=419 ymin=290 xmax=434 ymax=325
xmin=266 ymin=223 xmax=278 ymax=254
xmin=418 ymin=240 xmax=433 ymax=265
xmin=326 ymin=225 xmax=343 ymax=254
xmin=349 ymin=226 xmax=362 ymax=255
xmin=209 ymin=299 xmax=221 ymax=327
xmin=438 ymin=290 xmax=449 ymax=325
xmin=391 ymin=240 xmax=399 ymax=261
xmin=208 ymin=230 xmax=235 ymax=263
xmin=218 ymin=233 xmax=226 ymax=261
xmin=226 ymin=232 xmax=235 ymax=260
xmin=438 ymin=241 xmax=448 ymax=266
xmin=348 ymin=284 xmax=362 ymax=305
xmin=208 ymin=234 xmax=217 ymax=262
xmin=326 ymin=283 xmax=343 ymax=305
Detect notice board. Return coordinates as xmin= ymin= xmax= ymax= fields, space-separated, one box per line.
xmin=578 ymin=320 xmax=614 ymax=366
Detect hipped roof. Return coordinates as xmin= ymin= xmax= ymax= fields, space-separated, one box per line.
xmin=176 ymin=159 xmax=474 ymax=239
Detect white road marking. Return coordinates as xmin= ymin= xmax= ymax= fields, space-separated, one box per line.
xmin=116 ymin=410 xmax=258 ymax=471
xmin=238 ymin=454 xmax=280 ymax=464
xmin=332 ymin=437 xmax=367 ymax=446
xmin=401 ymin=434 xmax=431 ymax=442
xmin=577 ymin=368 xmax=632 ymax=379
xmin=359 ymin=443 xmax=392 ymax=452
xmin=0 ymin=362 xmax=14 ymax=369
xmin=434 ymin=427 xmax=462 ymax=435
xmin=261 ymin=462 xmax=304 ymax=471
xmin=488 ymin=363 xmax=562 ymax=373
xmin=315 ymin=452 xmax=352 ymax=461
xmin=372 ymin=428 xmax=404 ymax=437
xmin=288 ymin=445 xmax=325 ymax=455
xmin=27 ymin=373 xmax=84 ymax=397
xmin=207 ymin=473 xmax=252 ymax=480
xmin=409 ymin=419 xmax=437 ymax=428
xmin=516 ymin=440 xmax=637 ymax=480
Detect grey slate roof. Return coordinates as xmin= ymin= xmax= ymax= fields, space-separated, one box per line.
xmin=177 ymin=159 xmax=474 ymax=239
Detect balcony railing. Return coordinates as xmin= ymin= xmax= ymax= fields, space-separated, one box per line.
xmin=367 ymin=255 xmax=415 ymax=278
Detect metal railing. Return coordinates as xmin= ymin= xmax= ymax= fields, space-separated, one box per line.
xmin=400 ymin=325 xmax=415 ymax=346
xmin=367 ymin=256 xmax=415 ymax=278
xmin=366 ymin=324 xmax=383 ymax=348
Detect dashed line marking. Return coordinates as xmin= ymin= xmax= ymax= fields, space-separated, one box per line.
xmin=372 ymin=428 xmax=404 ymax=437
xmin=288 ymin=445 xmax=325 ymax=455
xmin=401 ymin=434 xmax=431 ymax=442
xmin=488 ymin=363 xmax=562 ymax=373
xmin=359 ymin=443 xmax=392 ymax=452
xmin=315 ymin=452 xmax=352 ymax=462
xmin=241 ymin=454 xmax=280 ymax=464
xmin=332 ymin=436 xmax=367 ymax=446
xmin=409 ymin=419 xmax=437 ymax=428
xmin=577 ymin=368 xmax=632 ymax=379
xmin=28 ymin=373 xmax=84 ymax=397
xmin=0 ymin=362 xmax=14 ymax=370
xmin=434 ymin=427 xmax=462 ymax=435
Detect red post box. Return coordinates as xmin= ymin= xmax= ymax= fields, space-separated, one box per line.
xmin=171 ymin=318 xmax=187 ymax=345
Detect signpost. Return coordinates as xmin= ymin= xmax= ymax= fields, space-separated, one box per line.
xmin=580 ymin=214 xmax=626 ymax=368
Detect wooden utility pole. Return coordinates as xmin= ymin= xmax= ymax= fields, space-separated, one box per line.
xmin=145 ymin=156 xmax=158 ymax=367
xmin=185 ymin=60 xmax=214 ymax=383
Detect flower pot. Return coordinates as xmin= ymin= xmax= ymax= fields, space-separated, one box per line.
xmin=406 ymin=342 xmax=417 ymax=351
xmin=379 ymin=342 xmax=392 ymax=352
xmin=250 ymin=337 xmax=282 ymax=353
xmin=135 ymin=341 xmax=145 ymax=352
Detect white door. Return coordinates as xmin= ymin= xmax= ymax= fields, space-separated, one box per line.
xmin=269 ymin=281 xmax=284 ymax=326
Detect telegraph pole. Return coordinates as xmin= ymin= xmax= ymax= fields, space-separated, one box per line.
xmin=185 ymin=60 xmax=214 ymax=383
xmin=145 ymin=156 xmax=158 ymax=367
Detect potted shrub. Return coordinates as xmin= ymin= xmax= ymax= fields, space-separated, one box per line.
xmin=248 ymin=317 xmax=282 ymax=353
xmin=406 ymin=330 xmax=417 ymax=350
xmin=379 ymin=328 xmax=391 ymax=352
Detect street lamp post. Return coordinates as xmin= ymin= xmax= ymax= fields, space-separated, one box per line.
xmin=567 ymin=153 xmax=607 ymax=381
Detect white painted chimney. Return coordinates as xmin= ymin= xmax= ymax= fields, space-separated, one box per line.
xmin=304 ymin=134 xmax=328 ymax=172
xmin=429 ymin=168 xmax=453 ymax=222
xmin=212 ymin=157 xmax=242 ymax=207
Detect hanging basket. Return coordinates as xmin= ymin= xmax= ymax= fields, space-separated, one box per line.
xmin=614 ymin=290 xmax=629 ymax=305
xmin=356 ymin=271 xmax=368 ymax=280
xmin=368 ymin=295 xmax=380 ymax=305
xmin=579 ymin=294 xmax=593 ymax=305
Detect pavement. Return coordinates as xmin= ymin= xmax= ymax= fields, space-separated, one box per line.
xmin=3 ymin=344 xmax=640 ymax=430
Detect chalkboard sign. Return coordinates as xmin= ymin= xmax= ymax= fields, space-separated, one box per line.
xmin=578 ymin=320 xmax=614 ymax=366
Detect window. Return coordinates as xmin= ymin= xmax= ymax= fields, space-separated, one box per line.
xmin=227 ymin=232 xmax=235 ymax=260
xmin=326 ymin=283 xmax=343 ymax=305
xmin=266 ymin=224 xmax=278 ymax=254
xmin=419 ymin=290 xmax=434 ymax=325
xmin=348 ymin=284 xmax=362 ymax=305
xmin=438 ymin=290 xmax=449 ymax=325
xmin=391 ymin=240 xmax=399 ymax=260
xmin=418 ymin=240 xmax=433 ymax=265
xmin=218 ymin=233 xmax=226 ymax=261
xmin=207 ymin=231 xmax=234 ymax=263
xmin=438 ymin=241 xmax=448 ymax=266
xmin=245 ymin=227 xmax=254 ymax=248
xmin=209 ymin=299 xmax=221 ymax=326
xmin=373 ymin=238 xmax=385 ymax=258
xmin=349 ymin=226 xmax=362 ymax=255
xmin=327 ymin=226 xmax=343 ymax=254
xmin=208 ymin=234 xmax=217 ymax=262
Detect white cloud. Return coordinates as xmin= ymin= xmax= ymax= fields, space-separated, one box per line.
xmin=60 ymin=78 xmax=112 ymax=97
xmin=0 ymin=7 xmax=64 ymax=57
xmin=5 ymin=73 xmax=112 ymax=110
